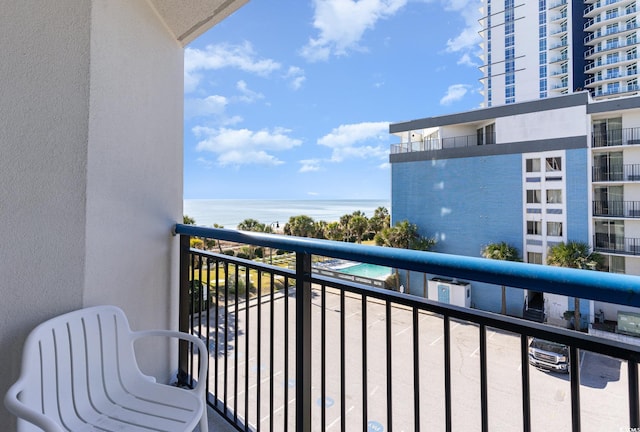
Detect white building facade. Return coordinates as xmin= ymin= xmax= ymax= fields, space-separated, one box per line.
xmin=480 ymin=0 xmax=640 ymax=107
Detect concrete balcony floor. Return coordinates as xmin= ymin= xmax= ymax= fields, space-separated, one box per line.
xmin=195 ymin=406 xmax=238 ymax=432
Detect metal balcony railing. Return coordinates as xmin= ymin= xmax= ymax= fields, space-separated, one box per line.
xmin=593 ymin=200 xmax=640 ymax=217
xmin=175 ymin=224 xmax=640 ymax=432
xmin=390 ymin=133 xmax=495 ymax=154
xmin=593 ymin=164 xmax=640 ymax=181
xmin=594 ymin=234 xmax=640 ymax=255
xmin=592 ymin=127 xmax=640 ymax=147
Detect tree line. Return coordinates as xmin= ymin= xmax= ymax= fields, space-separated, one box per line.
xmin=184 ymin=206 xmax=437 ymax=250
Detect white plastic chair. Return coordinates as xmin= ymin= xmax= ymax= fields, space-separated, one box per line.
xmin=5 ymin=305 xmax=208 ymax=432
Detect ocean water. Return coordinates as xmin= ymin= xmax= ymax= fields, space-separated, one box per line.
xmin=183 ymin=199 xmax=390 ymax=229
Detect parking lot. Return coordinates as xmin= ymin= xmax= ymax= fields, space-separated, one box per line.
xmin=203 ymin=288 xmax=632 ymax=432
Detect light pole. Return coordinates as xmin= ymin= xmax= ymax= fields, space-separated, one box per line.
xmin=269 ymin=221 xmax=279 ymax=264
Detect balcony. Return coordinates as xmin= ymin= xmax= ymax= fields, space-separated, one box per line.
xmin=176 ymin=224 xmax=640 ymax=431
xmin=594 ymin=234 xmax=640 ymax=255
xmin=592 ymin=127 xmax=640 ymax=147
xmin=593 ymin=164 xmax=640 ymax=182
xmin=593 ymin=200 xmax=640 ymax=217
xmin=592 ymin=83 xmax=640 ymax=98
xmin=390 ymin=133 xmax=495 ymax=154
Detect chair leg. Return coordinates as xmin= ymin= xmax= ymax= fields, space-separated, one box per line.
xmin=199 ymin=411 xmax=208 ymax=432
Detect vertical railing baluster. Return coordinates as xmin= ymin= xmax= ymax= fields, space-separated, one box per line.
xmin=479 ymin=324 xmax=488 ymax=432
xmin=270 ymin=271 xmax=275 ymax=432
xmin=284 ymin=275 xmax=290 ymax=432
xmin=321 ymin=283 xmax=327 ymax=431
xmin=178 ymin=235 xmax=191 ymax=387
xmin=189 ymin=251 xmax=196 ymax=388
xmin=244 ymin=263 xmax=250 ymax=431
xmin=295 ymin=252 xmax=312 ymax=432
xmin=444 ymin=315 xmax=452 ymax=432
xmin=629 ymin=360 xmax=639 ymax=427
xmin=340 ymin=290 xmax=346 ymax=432
xmin=205 ymin=257 xmax=212 ymax=399
xmin=362 ymin=294 xmax=368 ymax=431
xmin=223 ymin=263 xmax=230 ymax=412
xmin=521 ymin=335 xmax=531 ymax=432
xmin=233 ymin=264 xmax=239 ymax=423
xmin=570 ymin=346 xmax=581 ymax=432
xmin=214 ymin=261 xmax=220 ymax=407
xmin=386 ymin=300 xmax=393 ymax=432
xmin=413 ymin=308 xmax=420 ymax=432
xmin=257 ymin=269 xmax=262 ymax=432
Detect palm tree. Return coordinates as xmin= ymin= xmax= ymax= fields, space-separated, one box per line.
xmin=481 ymin=242 xmax=521 ymax=315
xmin=546 ymin=241 xmax=603 ymax=331
xmin=374 ymin=220 xmax=436 ymax=291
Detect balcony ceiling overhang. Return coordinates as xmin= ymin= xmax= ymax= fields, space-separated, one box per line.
xmin=150 ymin=0 xmax=249 ymax=46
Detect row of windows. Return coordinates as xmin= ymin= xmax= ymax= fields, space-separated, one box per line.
xmin=526 ymin=189 xmax=562 ymax=204
xmin=539 ymin=0 xmax=547 ymax=101
xmin=527 ymin=221 xmax=563 ymax=236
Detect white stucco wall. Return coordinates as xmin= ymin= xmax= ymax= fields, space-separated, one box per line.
xmin=1 ymin=1 xmax=92 ymax=429
xmin=84 ymin=0 xmax=183 ymax=381
xmin=497 ymin=105 xmax=589 ymax=143
xmin=1 ymin=0 xmax=183 ymax=428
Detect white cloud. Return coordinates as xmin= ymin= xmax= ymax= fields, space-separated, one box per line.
xmin=318 ymin=121 xmax=390 ymax=162
xmin=193 ymin=126 xmax=302 ymax=167
xmin=300 ymin=0 xmax=408 ymax=62
xmin=184 ymin=95 xmax=228 ymax=119
xmin=299 ymin=159 xmax=323 ymax=173
xmin=234 ymin=80 xmax=264 ymax=103
xmin=442 ymin=0 xmax=482 ymax=65
xmin=184 ymin=42 xmax=281 ymax=92
xmin=440 ymin=84 xmax=471 ymax=105
xmin=285 ymin=66 xmax=307 ymax=90
xmin=456 ymin=53 xmax=477 ymax=67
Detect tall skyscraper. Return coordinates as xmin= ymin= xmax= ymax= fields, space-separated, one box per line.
xmin=480 ymin=0 xmax=638 ymax=107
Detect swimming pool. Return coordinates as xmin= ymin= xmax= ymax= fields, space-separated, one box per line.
xmin=338 ymin=262 xmax=392 ymax=279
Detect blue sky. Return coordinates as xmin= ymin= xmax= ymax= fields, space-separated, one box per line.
xmin=183 ymin=0 xmax=483 ymax=200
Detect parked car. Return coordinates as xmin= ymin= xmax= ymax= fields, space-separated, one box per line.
xmin=528 ymin=338 xmax=569 ymax=373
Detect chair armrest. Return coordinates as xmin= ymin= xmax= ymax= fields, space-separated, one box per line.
xmin=4 ymin=378 xmax=65 ymax=432
xmin=131 ymin=329 xmax=208 ymax=395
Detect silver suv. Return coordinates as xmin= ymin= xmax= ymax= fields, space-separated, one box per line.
xmin=528 ymin=338 xmax=569 ymax=373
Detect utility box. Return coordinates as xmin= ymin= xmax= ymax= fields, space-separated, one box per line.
xmin=427 ymin=277 xmax=471 ymax=307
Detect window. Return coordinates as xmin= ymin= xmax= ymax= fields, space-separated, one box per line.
xmin=606 ymin=8 xmax=619 ymax=20
xmin=485 ymin=123 xmax=495 ymax=144
xmin=527 ymin=221 xmax=542 ymax=235
xmin=539 ymin=39 xmax=546 ymax=51
xmin=527 ymin=190 xmax=542 ymax=203
xmin=546 ymin=157 xmax=561 ymax=171
xmin=547 ymin=190 xmax=562 ymax=203
xmin=547 ymin=222 xmax=563 ymax=236
xmin=527 ymin=252 xmax=543 ymax=264
xmin=526 ymin=158 xmax=541 ymax=172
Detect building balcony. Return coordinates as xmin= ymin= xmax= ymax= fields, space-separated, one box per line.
xmin=584 ymin=38 xmax=636 ymax=59
xmin=593 ymin=164 xmax=640 ymax=182
xmin=593 ymin=200 xmax=640 ymax=217
xmin=592 ymin=127 xmax=640 ymax=147
xmin=585 ymin=52 xmax=638 ymax=73
xmin=584 ymin=20 xmax=639 ymax=43
xmin=548 ymin=0 xmax=567 ymax=10
xmin=591 ymin=83 xmax=640 ymax=98
xmin=175 ymin=225 xmax=640 ymax=431
xmin=390 ymin=133 xmax=495 ymax=154
xmin=585 ymin=70 xmax=639 ymax=86
xmin=594 ymin=234 xmax=640 ymax=255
